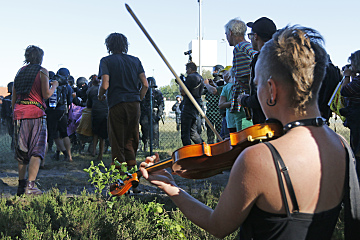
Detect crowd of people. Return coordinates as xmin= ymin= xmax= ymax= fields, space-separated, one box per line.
xmin=3 ymin=13 xmax=360 ymax=238
xmin=141 ymin=18 xmax=360 ymax=239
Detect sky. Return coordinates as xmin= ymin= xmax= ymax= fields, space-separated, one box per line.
xmin=0 ymin=0 xmax=359 ymax=88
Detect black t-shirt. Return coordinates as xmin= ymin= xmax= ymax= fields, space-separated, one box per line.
xmin=182 ymin=72 xmax=204 ymax=115
xmin=98 ymin=53 xmax=145 ymax=109
xmin=86 ymin=85 xmax=108 ymax=119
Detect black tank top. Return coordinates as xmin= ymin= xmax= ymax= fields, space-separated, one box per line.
xmin=240 ymin=142 xmax=341 ymax=240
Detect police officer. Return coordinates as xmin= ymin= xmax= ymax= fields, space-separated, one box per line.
xmin=140 ymin=77 xmax=164 ymax=151
xmin=172 ymin=95 xmax=182 ymax=131
xmin=1 ymin=82 xmax=14 ymax=149
xmin=72 ymin=77 xmax=88 ymax=107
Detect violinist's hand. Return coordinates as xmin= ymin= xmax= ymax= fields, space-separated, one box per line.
xmin=140 ymin=153 xmax=180 ymax=196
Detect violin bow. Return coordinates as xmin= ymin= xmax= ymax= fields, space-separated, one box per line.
xmin=125 ymin=3 xmax=223 ymax=142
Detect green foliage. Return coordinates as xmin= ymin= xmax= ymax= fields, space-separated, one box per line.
xmin=202 ymin=69 xmax=213 ymax=80
xmin=0 ymin=185 xmax=345 ymax=239
xmin=159 ymin=78 xmax=180 ymax=100
xmin=83 ymin=160 xmax=137 ymax=198
xmin=144 ymin=201 xmax=186 ymax=239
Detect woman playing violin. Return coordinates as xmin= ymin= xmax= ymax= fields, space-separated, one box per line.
xmin=140 ymin=26 xmax=347 ymax=239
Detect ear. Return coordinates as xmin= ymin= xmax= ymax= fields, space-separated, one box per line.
xmin=267 ymin=77 xmax=277 ymax=102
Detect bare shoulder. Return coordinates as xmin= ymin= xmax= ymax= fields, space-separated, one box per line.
xmin=40 ymin=68 xmax=49 ymax=77
xmin=229 ymin=142 xmax=275 ymax=194
xmin=232 ymin=142 xmax=274 ymax=172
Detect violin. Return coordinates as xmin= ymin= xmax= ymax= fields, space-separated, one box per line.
xmin=110 ymin=122 xmax=283 ymax=196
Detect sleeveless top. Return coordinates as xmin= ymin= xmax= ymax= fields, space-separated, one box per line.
xmin=240 ymin=142 xmax=341 ymax=240
xmin=13 ymin=68 xmax=46 ymax=120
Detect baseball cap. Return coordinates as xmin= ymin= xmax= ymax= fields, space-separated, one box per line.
xmin=220 ymin=65 xmax=232 ymax=73
xmin=247 ymin=17 xmax=276 ymax=40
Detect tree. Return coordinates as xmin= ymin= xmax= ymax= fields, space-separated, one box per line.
xmin=159 ymin=70 xmax=212 ymax=100
xmin=159 ymin=78 xmax=180 ymax=101
xmin=202 ymin=69 xmax=213 ymax=80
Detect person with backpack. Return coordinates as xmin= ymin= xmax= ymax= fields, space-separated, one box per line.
xmin=46 ymin=67 xmax=73 ymax=162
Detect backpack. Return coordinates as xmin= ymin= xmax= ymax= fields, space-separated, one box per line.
xmin=56 ymin=85 xmax=67 ymax=106
xmin=318 ymin=62 xmax=342 ymax=121
xmin=47 ymin=85 xmax=67 ymax=108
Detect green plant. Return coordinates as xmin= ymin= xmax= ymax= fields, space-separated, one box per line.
xmin=144 ymin=201 xmax=186 ymax=239
xmin=83 ymin=160 xmax=137 ymax=198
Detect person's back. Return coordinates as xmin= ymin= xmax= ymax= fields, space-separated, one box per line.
xmin=98 ymin=32 xmax=148 ymax=177
xmin=241 ymin=124 xmax=345 ymax=239
xmin=182 ymin=71 xmax=204 ymax=114
xmin=100 ymin=53 xmax=144 ymax=108
xmin=138 ymin=26 xmax=353 ymax=240
xmin=87 ymin=85 xmax=108 ymax=115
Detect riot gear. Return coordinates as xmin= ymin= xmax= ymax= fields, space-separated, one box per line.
xmin=147 ymin=77 xmax=157 ymax=88
xmin=76 ymin=77 xmax=88 ymax=88
xmin=213 ymin=65 xmax=224 ymax=78
xmin=7 ymin=82 xmax=13 ymax=94
xmin=49 ymin=71 xmax=55 ymax=80
xmin=57 ymin=68 xmax=70 ymax=78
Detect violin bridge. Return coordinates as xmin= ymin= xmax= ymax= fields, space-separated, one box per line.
xmin=247 ymin=132 xmax=274 ymax=142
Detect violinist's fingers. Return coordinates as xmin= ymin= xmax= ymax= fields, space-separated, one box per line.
xmin=154 ymin=152 xmax=160 ymax=163
xmin=145 ymin=155 xmax=156 ymax=164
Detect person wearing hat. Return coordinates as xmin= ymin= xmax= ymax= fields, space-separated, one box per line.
xmin=238 ymin=17 xmax=277 ymax=124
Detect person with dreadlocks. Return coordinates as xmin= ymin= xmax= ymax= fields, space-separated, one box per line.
xmin=12 ymin=45 xmax=59 ymax=195
xmin=98 ymin=33 xmax=148 ymax=192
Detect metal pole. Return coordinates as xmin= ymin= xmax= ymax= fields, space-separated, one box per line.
xmin=221 ymin=39 xmax=227 ymax=66
xmin=198 ymin=0 xmax=202 ymax=74
xmin=125 ymin=3 xmax=223 ymax=142
xmin=149 ymin=87 xmax=153 ymax=155
xmin=225 ymin=42 xmax=227 ymax=66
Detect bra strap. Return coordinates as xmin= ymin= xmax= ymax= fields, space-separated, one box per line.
xmin=264 ymin=142 xmax=300 ymax=215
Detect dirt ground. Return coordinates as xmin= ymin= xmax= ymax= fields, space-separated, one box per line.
xmin=0 ymin=138 xmax=230 ymax=198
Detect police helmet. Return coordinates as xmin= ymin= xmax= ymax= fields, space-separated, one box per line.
xmin=213 ymin=65 xmax=224 ymax=73
xmin=7 ymin=82 xmax=14 ymax=94
xmin=49 ymin=71 xmax=55 ymax=80
xmin=68 ymin=76 xmax=75 ymax=86
xmin=57 ymin=68 xmax=70 ymax=78
xmin=147 ymin=77 xmax=157 ymax=88
xmin=76 ymin=77 xmax=88 ymax=88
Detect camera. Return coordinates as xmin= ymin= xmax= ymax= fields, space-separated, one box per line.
xmin=175 ymin=74 xmax=186 ymax=85
xmin=51 ymin=74 xmax=68 ymax=86
xmin=342 ymin=64 xmax=351 ymax=72
xmin=184 ymin=50 xmax=192 ymax=62
xmin=184 ymin=50 xmax=192 ymax=56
